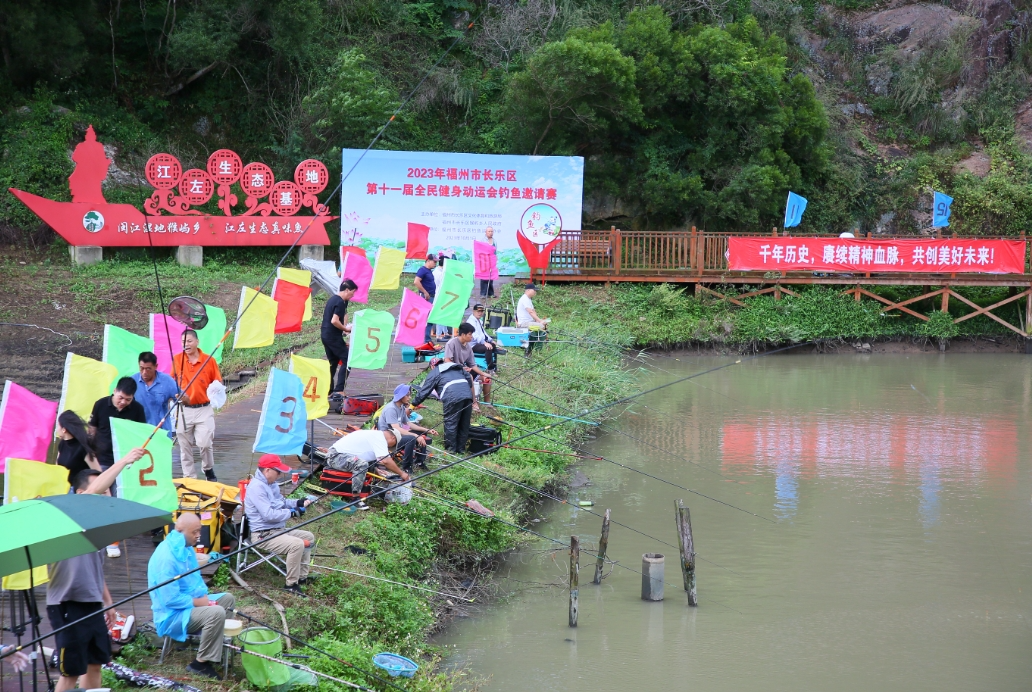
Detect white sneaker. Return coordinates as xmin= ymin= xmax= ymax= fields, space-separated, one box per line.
xmin=106 ymin=543 xmax=121 ymax=558
xmin=356 ymin=501 xmax=371 ymax=511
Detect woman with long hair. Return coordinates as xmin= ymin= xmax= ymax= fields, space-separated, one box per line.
xmin=56 ymin=410 xmax=99 ymax=483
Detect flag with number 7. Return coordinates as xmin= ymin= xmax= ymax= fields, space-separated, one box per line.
xmin=348 ymin=309 xmax=396 ymax=370
xmin=289 ymin=354 xmax=330 ymax=419
xmin=111 ymin=418 xmax=177 ymax=511
xmin=428 ymin=259 xmax=474 ymax=327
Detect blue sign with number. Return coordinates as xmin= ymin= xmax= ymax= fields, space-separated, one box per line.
xmin=784 ymin=192 xmax=808 ymax=228
xmin=932 ymin=191 xmax=953 ymax=228
xmin=253 ymin=368 xmax=308 ymax=454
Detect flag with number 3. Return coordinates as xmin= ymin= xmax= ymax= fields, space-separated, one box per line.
xmin=254 ymin=368 xmax=308 ymax=455
xmin=111 ymin=418 xmax=177 ymax=511
xmin=289 ymin=354 xmax=330 ymax=419
xmin=348 ymin=309 xmax=396 ymax=370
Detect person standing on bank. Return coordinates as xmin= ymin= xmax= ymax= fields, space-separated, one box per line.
xmin=173 ymin=330 xmax=222 ymax=482
xmin=411 ymin=357 xmax=479 ymax=454
xmin=56 ymin=411 xmax=99 ymax=484
xmin=321 ymin=279 xmax=358 ymax=394
xmin=445 ymin=323 xmax=492 ymax=402
xmin=479 ymin=226 xmax=497 ymax=299
xmin=133 ymin=351 xmax=179 ymax=438
xmin=89 ymin=378 xmax=146 ymax=472
xmin=414 ymin=255 xmax=438 ymax=342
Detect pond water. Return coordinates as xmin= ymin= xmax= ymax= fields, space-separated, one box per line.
xmin=437 ymin=354 xmax=1032 ymax=692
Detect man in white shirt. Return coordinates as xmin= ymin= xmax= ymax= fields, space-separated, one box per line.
xmin=323 ymin=429 xmax=407 ymax=510
xmin=516 ymin=284 xmax=548 ymax=328
xmin=464 ymin=304 xmax=505 ymax=371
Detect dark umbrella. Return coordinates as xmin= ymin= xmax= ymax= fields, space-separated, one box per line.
xmin=0 ymin=494 xmax=172 ymax=577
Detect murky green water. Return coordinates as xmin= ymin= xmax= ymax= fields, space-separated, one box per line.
xmin=437 ymin=354 xmax=1032 ymax=691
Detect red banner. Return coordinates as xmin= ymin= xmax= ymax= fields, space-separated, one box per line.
xmin=727 ymin=237 xmax=1026 ymax=274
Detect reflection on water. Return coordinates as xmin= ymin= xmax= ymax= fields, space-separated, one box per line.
xmin=436 ymin=354 xmax=1032 ymax=692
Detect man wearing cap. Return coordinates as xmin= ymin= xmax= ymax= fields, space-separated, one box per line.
xmin=324 ymin=429 xmax=409 ymax=510
xmin=516 ymin=284 xmax=548 ymax=328
xmin=244 ymin=455 xmax=314 ymax=596
xmin=378 ymin=384 xmax=437 ymax=472
xmin=464 ymin=304 xmax=504 ymax=372
xmin=411 ymin=358 xmax=478 ymax=454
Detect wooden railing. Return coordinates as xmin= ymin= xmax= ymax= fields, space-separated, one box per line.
xmin=547 ymin=227 xmax=1032 ymax=277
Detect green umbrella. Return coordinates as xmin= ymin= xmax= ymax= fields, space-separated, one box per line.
xmin=0 ymin=494 xmax=172 ymax=578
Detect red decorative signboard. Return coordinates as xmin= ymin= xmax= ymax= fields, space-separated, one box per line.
xmin=8 ymin=126 xmax=334 ymax=247
xmin=727 ymin=237 xmax=1026 ymax=274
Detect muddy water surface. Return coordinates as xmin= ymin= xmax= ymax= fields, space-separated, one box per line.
xmin=437 ymin=354 xmax=1032 ymax=691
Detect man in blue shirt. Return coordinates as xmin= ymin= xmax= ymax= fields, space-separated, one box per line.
xmin=413 ymin=255 xmax=437 ymax=342
xmin=133 ymin=351 xmax=180 ymax=438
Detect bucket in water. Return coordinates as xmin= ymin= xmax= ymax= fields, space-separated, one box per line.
xmin=373 ymin=652 xmax=419 ymax=678
xmin=237 ymin=627 xmax=290 ymax=687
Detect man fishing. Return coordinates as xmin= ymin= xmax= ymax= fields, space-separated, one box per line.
xmin=411 ymin=357 xmax=479 ymax=454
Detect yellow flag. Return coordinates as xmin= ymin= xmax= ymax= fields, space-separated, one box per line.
xmin=370 ymin=246 xmax=407 ymax=290
xmin=278 ymin=267 xmax=313 ymax=321
xmin=3 ymin=458 xmax=71 ymax=589
xmin=289 ymin=354 xmax=330 ymax=418
xmin=59 ymin=352 xmax=118 ymax=423
xmin=233 ymin=286 xmax=278 ymax=349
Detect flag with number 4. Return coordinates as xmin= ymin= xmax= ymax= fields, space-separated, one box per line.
xmin=289 ymin=354 xmax=330 ymax=419
xmin=348 ymin=309 xmax=396 ymax=370
xmin=111 ymin=418 xmax=177 ymax=512
xmin=428 ymin=259 xmax=474 ymax=327
xmin=254 ymin=368 xmax=308 ymax=455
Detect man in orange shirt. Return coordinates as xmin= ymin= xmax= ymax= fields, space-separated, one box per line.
xmin=173 ymin=330 xmax=222 ymax=481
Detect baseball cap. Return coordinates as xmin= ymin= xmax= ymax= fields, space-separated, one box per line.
xmin=258 ymin=454 xmax=291 ymax=473
xmin=393 ymin=383 xmax=411 ymax=402
xmin=472 ymin=303 xmax=486 ymax=311
xmin=525 ymin=283 xmax=537 ymax=290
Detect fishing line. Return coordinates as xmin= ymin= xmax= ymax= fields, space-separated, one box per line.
xmin=9 ymin=327 xmax=789 ymax=657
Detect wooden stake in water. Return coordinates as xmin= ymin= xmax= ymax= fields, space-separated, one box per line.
xmin=593 ymin=508 xmax=611 ymax=585
xmin=569 ymin=535 xmax=580 ymax=627
xmin=675 ymin=499 xmax=697 ymax=606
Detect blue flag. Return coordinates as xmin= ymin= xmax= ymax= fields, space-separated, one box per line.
xmin=253 ymin=368 xmax=308 ymax=455
xmin=932 ymin=191 xmax=953 ymax=228
xmin=784 ymin=192 xmax=808 ymax=228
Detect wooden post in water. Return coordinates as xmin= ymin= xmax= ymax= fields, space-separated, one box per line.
xmin=593 ymin=509 xmax=611 ymax=585
xmin=569 ymin=536 xmax=580 ymax=627
xmin=675 ymin=499 xmax=698 ymax=606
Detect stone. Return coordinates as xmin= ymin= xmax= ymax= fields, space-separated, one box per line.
xmin=69 ymin=245 xmax=103 ymax=265
xmin=176 ymin=245 xmax=203 ymax=267
xmin=299 ymin=245 xmax=324 ymax=263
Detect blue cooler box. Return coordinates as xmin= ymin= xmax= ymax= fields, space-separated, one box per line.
xmin=496 ymin=327 xmax=529 ymax=347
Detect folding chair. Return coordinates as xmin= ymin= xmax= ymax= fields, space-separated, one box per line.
xmin=233 ymin=499 xmax=287 ymax=578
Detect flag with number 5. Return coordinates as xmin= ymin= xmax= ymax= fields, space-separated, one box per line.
xmin=348 ymin=309 xmax=396 ymax=370
xmin=254 ymin=368 xmax=308 ymax=454
xmin=111 ymin=418 xmax=177 ymax=511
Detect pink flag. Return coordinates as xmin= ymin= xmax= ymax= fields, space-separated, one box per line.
xmin=342 ymin=251 xmax=373 ymax=303
xmin=0 ymin=381 xmax=58 ymax=472
xmin=474 ymin=241 xmax=499 ymax=280
xmin=150 ymin=313 xmax=186 ymax=375
xmin=395 ymin=289 xmax=432 ymax=346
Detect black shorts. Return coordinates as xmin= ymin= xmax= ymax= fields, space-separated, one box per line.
xmin=46 ymin=601 xmax=111 ymax=677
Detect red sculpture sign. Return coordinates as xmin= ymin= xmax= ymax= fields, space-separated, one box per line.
xmin=8 ymin=126 xmax=334 ymax=247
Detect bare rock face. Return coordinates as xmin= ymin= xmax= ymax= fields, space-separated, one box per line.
xmin=957 ymin=0 xmax=1020 ymax=84
xmin=848 ymin=3 xmax=979 ymax=56
xmin=1014 ymin=98 xmax=1032 ymax=152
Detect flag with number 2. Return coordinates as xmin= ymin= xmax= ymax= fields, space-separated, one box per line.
xmin=348 ymin=309 xmax=396 ymax=370
xmin=254 ymin=368 xmax=308 ymax=455
xmin=111 ymin=418 xmax=177 ymax=511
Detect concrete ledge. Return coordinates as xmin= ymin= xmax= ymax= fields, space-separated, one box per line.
xmin=299 ymin=245 xmax=324 ymax=263
xmin=176 ymin=245 xmax=203 ymax=267
xmin=69 ymin=245 xmax=103 ymax=266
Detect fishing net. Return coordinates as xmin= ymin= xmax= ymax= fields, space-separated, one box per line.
xmin=168 ymin=296 xmax=209 ymax=329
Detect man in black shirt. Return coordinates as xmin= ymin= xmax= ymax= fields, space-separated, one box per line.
xmin=322 ymin=279 xmax=358 ymax=393
xmin=89 ymin=377 xmax=147 ymax=470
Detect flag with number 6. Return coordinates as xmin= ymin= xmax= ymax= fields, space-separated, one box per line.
xmin=254 ymin=368 xmax=308 ymax=455
xmin=395 ymin=289 xmax=432 ymax=347
xmin=428 ymin=259 xmax=474 ymax=327
xmin=111 ymin=418 xmax=177 ymax=511
xmin=289 ymin=354 xmax=330 ymax=419
xmin=348 ymin=309 xmax=396 ymax=370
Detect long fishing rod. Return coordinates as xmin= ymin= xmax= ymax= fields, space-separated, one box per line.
xmin=7 ymin=335 xmax=785 ymax=657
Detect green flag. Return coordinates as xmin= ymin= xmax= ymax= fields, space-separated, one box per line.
xmin=111 ymin=418 xmax=177 ymax=512
xmin=347 ymin=309 xmax=396 ymax=370
xmin=102 ymin=325 xmax=154 ymax=380
xmin=428 ymin=259 xmax=474 ymax=327
xmin=197 ymin=305 xmax=227 ymax=363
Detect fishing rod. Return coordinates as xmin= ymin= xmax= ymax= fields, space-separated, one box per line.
xmin=7 ymin=338 xmax=784 ymax=657
xmin=487 ymin=402 xmax=598 ymax=425
xmin=307 ymin=563 xmax=474 ymax=602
